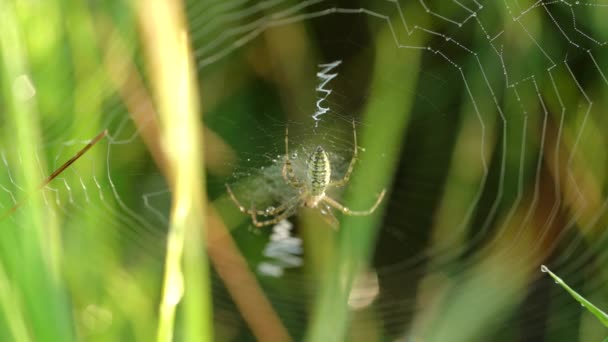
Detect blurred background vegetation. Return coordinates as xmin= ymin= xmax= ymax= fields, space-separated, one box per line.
xmin=1 ymin=0 xmax=608 ymax=341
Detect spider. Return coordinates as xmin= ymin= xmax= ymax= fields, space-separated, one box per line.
xmin=225 ymin=120 xmax=386 ymax=228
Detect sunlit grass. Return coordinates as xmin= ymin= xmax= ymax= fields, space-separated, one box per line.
xmin=136 ymin=1 xmax=211 ymax=341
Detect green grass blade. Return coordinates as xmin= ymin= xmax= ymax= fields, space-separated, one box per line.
xmin=541 ymin=265 xmax=608 ymax=327
xmin=306 ymin=12 xmax=425 ymax=341
xmin=0 ymin=1 xmax=74 ymax=340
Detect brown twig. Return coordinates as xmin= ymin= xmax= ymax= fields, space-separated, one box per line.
xmin=1 ymin=130 xmax=107 ymax=220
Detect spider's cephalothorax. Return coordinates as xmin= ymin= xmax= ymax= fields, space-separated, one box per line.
xmin=306 ymin=146 xmax=331 ymax=207
xmin=226 ymin=120 xmax=386 ymax=228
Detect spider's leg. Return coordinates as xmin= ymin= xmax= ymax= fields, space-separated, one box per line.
xmin=261 ymin=192 xmax=304 ymax=217
xmin=226 ymin=183 xmax=298 ymax=216
xmin=250 ymin=192 xmax=305 ymax=227
xmin=251 ymin=208 xmax=297 ymax=228
xmin=320 ymin=202 xmax=339 ymax=229
xmin=282 ymin=125 xmax=304 ymax=189
xmin=329 ymin=119 xmax=357 ymax=188
xmin=225 ymin=183 xmax=267 ymax=215
xmin=228 ymin=184 xmax=305 ymax=227
xmin=322 ymin=189 xmax=386 ymax=216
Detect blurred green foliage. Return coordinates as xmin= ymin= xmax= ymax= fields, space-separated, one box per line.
xmin=0 ymin=0 xmax=608 ymax=341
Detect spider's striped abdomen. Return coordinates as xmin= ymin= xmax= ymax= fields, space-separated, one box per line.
xmin=307 ymin=146 xmax=331 ymax=197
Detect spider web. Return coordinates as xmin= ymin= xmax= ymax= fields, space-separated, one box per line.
xmin=1 ymin=0 xmax=608 ymax=340
xmin=192 ymin=1 xmax=608 ymax=340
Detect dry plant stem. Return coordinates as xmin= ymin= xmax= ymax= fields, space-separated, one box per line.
xmin=113 ymin=59 xmax=292 ymax=341
xmin=42 ymin=130 xmax=107 ymax=188
xmin=138 ymin=0 xmax=211 ymax=341
xmin=103 ymin=35 xmax=168 ymax=176
xmin=126 ymin=4 xmax=289 ymax=341
xmin=1 ymin=130 xmax=107 ymax=220
xmin=207 ymin=206 xmax=292 ymax=341
xmin=103 ymin=30 xmax=235 ymax=177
